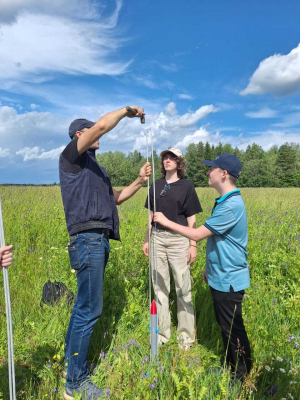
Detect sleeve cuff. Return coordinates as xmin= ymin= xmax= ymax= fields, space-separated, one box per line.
xmin=204 ymin=222 xmax=220 ymax=235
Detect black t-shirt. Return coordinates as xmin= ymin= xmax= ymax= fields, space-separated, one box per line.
xmin=60 ymin=138 xmax=87 ymax=173
xmin=145 ymin=178 xmax=202 ymax=230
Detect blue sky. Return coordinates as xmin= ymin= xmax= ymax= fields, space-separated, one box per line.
xmin=1 ymin=0 xmax=300 ymax=184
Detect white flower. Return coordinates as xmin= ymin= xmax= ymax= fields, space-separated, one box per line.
xmin=265 ymin=365 xmax=271 ymax=371
xmin=277 ymin=356 xmax=283 ymax=362
xmin=71 ymin=269 xmax=76 ymax=273
xmin=289 ymin=368 xmax=298 ymax=375
xmin=279 ymin=368 xmax=286 ymax=373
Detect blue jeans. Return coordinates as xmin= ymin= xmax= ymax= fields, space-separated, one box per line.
xmin=64 ymin=232 xmax=110 ymax=389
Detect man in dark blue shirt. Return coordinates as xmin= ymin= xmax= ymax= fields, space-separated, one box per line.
xmin=59 ymin=106 xmax=151 ymax=400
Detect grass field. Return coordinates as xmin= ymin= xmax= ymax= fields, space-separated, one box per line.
xmin=0 ymin=186 xmax=299 ymax=399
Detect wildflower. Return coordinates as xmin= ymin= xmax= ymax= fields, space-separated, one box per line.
xmin=277 ymin=356 xmax=283 ymax=362
xmin=290 ymin=381 xmax=297 ymax=384
xmin=142 ymin=357 xmax=148 ymax=364
xmin=150 ymin=383 xmax=155 ymax=388
xmin=62 ymin=344 xmax=65 ymax=349
xmin=265 ymin=365 xmax=271 ymax=371
xmin=52 ymin=389 xmax=57 ymax=393
xmin=71 ymin=269 xmax=76 ymax=273
xmin=53 ymin=355 xmax=57 ymax=360
xmin=74 ymin=353 xmax=78 ymax=356
xmin=45 ymin=395 xmax=48 ymax=397
xmin=279 ymin=368 xmax=286 ymax=373
xmin=289 ymin=368 xmax=297 ymax=375
xmin=160 ymin=366 xmax=164 ymax=372
xmin=294 ymin=342 xmax=299 ymax=348
xmin=106 ymin=388 xmax=110 ymax=397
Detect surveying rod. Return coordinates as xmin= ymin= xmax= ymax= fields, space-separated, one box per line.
xmin=0 ymin=195 xmax=16 ymax=400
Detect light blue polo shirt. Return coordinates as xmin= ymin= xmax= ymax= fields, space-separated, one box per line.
xmin=204 ymin=189 xmax=250 ymax=292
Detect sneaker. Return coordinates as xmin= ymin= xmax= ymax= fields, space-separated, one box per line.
xmin=63 ymin=380 xmax=104 ymax=400
xmin=178 ymin=342 xmax=194 ymax=351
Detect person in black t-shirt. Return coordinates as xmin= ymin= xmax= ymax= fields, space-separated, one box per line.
xmin=144 ymin=148 xmax=202 ymax=350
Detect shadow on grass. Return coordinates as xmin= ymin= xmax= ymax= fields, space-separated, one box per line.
xmin=87 ymin=265 xmax=127 ymax=359
xmin=0 ymin=343 xmax=59 ymax=399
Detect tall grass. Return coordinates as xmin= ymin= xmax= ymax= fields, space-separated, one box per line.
xmin=0 ymin=187 xmax=299 ymax=399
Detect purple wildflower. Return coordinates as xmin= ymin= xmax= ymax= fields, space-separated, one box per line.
xmin=106 ymin=388 xmax=110 ymax=397
xmin=150 ymin=383 xmax=155 ymax=388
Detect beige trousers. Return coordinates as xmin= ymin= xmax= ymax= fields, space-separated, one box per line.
xmin=150 ymin=228 xmax=195 ymax=345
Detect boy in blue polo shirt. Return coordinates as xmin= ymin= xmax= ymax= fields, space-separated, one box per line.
xmin=153 ymin=154 xmax=251 ymax=381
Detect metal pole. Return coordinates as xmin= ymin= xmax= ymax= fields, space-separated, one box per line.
xmin=0 ymin=195 xmax=16 ymax=400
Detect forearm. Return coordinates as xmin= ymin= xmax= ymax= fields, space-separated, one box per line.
xmin=187 ymin=215 xmax=197 ymax=246
xmin=113 ymin=175 xmax=145 ymax=205
xmin=78 ymin=107 xmax=127 ymax=154
xmin=144 ymin=212 xmax=153 ymax=243
xmin=166 ymin=221 xmax=213 ymax=242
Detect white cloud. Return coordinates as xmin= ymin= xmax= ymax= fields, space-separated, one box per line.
xmin=272 ymin=112 xmax=300 ymax=127
xmin=178 ymin=94 xmax=194 ymax=100
xmin=159 ymin=63 xmax=178 ymax=72
xmin=16 ymin=146 xmax=64 ymax=161
xmin=0 ymin=147 xmax=10 ymax=157
xmin=245 ymin=107 xmax=278 ymax=118
xmin=0 ymin=104 xmax=69 ymax=152
xmin=0 ymin=1 xmax=130 ymax=87
xmin=171 ymin=105 xmax=219 ymax=127
xmin=131 ymin=103 xmax=219 ymax=151
xmin=136 ymin=76 xmax=157 ymax=89
xmin=164 ymin=102 xmax=177 ymax=117
xmin=30 ymin=104 xmax=40 ymax=110
xmin=0 ymin=0 xmax=100 ymax=23
xmin=241 ymin=43 xmax=300 ymax=97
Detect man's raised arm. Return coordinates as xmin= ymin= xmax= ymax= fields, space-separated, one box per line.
xmin=77 ymin=106 xmax=144 ymax=155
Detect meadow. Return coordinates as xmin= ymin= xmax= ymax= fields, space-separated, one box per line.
xmin=0 ymin=186 xmax=299 ymax=400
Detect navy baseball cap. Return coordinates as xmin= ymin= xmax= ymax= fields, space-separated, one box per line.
xmin=202 ymin=154 xmax=242 ymax=178
xmin=69 ymin=118 xmax=96 ymax=139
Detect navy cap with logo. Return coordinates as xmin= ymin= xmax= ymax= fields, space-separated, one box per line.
xmin=202 ymin=154 xmax=242 ymax=178
xmin=69 ymin=118 xmax=96 ymax=139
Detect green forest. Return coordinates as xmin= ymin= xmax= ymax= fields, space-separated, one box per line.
xmin=97 ymin=141 xmax=300 ymax=188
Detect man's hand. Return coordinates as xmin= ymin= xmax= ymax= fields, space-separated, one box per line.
xmin=153 ymin=212 xmax=170 ymax=228
xmin=187 ymin=246 xmax=197 ymax=265
xmin=0 ymin=245 xmax=13 ymax=269
xmin=202 ymin=269 xmax=208 ymax=284
xmin=143 ymin=242 xmax=149 ymax=257
xmin=139 ymin=162 xmax=151 ymax=183
xmin=126 ymin=106 xmax=145 ymax=119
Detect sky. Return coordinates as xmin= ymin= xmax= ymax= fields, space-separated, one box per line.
xmin=1 ymin=0 xmax=300 ymax=184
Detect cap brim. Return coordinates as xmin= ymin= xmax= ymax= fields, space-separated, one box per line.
xmin=160 ymin=149 xmax=178 ymax=157
xmin=202 ymin=160 xmax=218 ymax=167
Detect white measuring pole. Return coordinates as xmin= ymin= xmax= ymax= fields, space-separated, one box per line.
xmin=0 ymin=195 xmax=16 ymax=400
xmin=146 ymin=128 xmax=159 ymax=361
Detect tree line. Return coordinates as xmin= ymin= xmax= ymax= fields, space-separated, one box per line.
xmin=97 ymin=141 xmax=300 ymax=188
